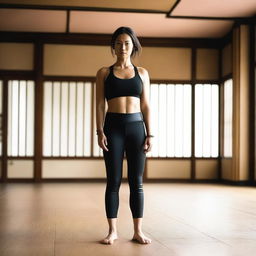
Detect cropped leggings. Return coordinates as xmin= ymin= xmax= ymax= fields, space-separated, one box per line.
xmin=103 ymin=112 xmax=146 ymax=219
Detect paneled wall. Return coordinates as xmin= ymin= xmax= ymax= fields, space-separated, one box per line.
xmin=0 ymin=37 xmax=223 ymax=181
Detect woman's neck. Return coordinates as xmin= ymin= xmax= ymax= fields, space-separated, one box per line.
xmin=114 ymin=57 xmax=133 ymax=69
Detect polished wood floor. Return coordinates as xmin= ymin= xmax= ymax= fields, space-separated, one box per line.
xmin=0 ymin=182 xmax=256 ymax=256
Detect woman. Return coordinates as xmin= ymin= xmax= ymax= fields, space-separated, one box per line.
xmin=96 ymin=26 xmax=153 ymax=245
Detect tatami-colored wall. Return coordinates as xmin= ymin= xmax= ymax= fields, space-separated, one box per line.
xmin=0 ymin=43 xmax=219 ymax=81
xmin=0 ymin=42 xmax=34 ymax=70
xmin=44 ymin=44 xmax=193 ymax=80
xmin=0 ymin=39 xmax=226 ymax=180
xmin=196 ymin=48 xmax=219 ymax=80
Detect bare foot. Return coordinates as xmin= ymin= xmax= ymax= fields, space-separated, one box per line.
xmin=100 ymin=232 xmax=118 ymax=245
xmin=132 ymin=231 xmax=152 ymax=244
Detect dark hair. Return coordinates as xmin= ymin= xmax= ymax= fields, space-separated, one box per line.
xmin=110 ymin=26 xmax=142 ymax=58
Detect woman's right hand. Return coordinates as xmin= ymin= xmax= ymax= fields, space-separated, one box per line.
xmin=97 ymin=133 xmax=109 ymax=151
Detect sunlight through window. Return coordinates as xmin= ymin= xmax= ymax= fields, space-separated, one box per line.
xmin=7 ymin=80 xmax=34 ymax=156
xmin=43 ymin=81 xmax=92 ymax=157
xmin=224 ymin=79 xmax=233 ymax=157
xmin=195 ymin=84 xmax=219 ymax=157
xmin=149 ymin=83 xmax=192 ymax=158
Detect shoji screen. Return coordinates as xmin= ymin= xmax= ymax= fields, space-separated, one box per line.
xmin=149 ymin=83 xmax=192 ymax=158
xmin=224 ymin=79 xmax=233 ymax=157
xmin=43 ymin=81 xmax=92 ymax=157
xmin=7 ymin=80 xmax=35 ymax=156
xmin=195 ymin=84 xmax=219 ymax=157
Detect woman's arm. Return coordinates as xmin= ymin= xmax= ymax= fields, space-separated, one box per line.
xmin=96 ymin=67 xmax=107 ymax=133
xmin=139 ymin=67 xmax=152 ymax=136
xmin=96 ymin=67 xmax=109 ymax=151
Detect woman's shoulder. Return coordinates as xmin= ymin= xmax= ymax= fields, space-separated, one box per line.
xmin=96 ymin=66 xmax=111 ymax=80
xmin=136 ymin=66 xmax=148 ymax=73
xmin=136 ymin=66 xmax=149 ymax=79
xmin=97 ymin=66 xmax=110 ymax=75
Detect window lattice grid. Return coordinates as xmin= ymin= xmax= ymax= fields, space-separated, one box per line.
xmin=224 ymin=79 xmax=233 ymax=157
xmin=43 ymin=81 xmax=92 ymax=157
xmin=195 ymin=84 xmax=219 ymax=157
xmin=149 ymin=83 xmax=192 ymax=158
xmin=7 ymin=80 xmax=34 ymax=157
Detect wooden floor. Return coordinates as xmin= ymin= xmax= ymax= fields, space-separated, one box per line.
xmin=0 ymin=182 xmax=256 ymax=256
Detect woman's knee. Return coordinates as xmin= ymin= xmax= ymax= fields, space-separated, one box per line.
xmin=128 ymin=178 xmax=143 ymax=192
xmin=106 ymin=178 xmax=122 ymax=192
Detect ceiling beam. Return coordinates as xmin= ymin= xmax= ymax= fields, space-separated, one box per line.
xmin=0 ymin=31 xmax=231 ymax=48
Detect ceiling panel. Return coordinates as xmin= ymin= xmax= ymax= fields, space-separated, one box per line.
xmin=70 ymin=11 xmax=234 ymax=38
xmin=0 ymin=0 xmax=254 ymax=38
xmin=172 ymin=0 xmax=256 ymax=17
xmin=0 ymin=0 xmax=175 ymax=12
xmin=0 ymin=8 xmax=66 ymax=32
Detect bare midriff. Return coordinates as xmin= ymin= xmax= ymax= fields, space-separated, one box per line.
xmin=106 ymin=96 xmax=141 ymax=114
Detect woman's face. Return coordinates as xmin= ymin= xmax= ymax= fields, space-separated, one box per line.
xmin=114 ymin=33 xmax=134 ymax=58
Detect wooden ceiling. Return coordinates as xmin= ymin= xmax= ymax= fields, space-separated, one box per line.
xmin=0 ymin=0 xmax=255 ymax=38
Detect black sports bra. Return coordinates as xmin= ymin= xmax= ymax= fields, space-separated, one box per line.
xmin=104 ymin=64 xmax=143 ymax=101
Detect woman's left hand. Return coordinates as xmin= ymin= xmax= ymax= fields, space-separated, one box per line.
xmin=144 ymin=137 xmax=153 ymax=153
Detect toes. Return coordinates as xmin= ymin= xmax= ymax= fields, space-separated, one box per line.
xmin=144 ymin=239 xmax=150 ymax=244
xmin=141 ymin=238 xmax=151 ymax=244
xmin=132 ymin=236 xmax=151 ymax=244
xmin=101 ymin=238 xmax=111 ymax=244
xmin=101 ymin=235 xmax=118 ymax=245
xmin=101 ymin=239 xmax=107 ymax=244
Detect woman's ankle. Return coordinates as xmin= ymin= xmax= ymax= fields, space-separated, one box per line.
xmin=109 ymin=229 xmax=117 ymax=234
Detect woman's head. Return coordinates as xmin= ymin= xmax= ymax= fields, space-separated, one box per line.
xmin=110 ymin=26 xmax=142 ymax=58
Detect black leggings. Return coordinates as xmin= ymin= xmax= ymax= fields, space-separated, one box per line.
xmin=103 ymin=112 xmax=146 ymax=219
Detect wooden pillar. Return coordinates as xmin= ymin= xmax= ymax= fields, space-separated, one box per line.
xmin=34 ymin=41 xmax=43 ymax=182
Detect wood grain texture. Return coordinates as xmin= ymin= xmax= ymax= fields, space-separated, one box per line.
xmin=0 ymin=183 xmax=255 ymax=256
